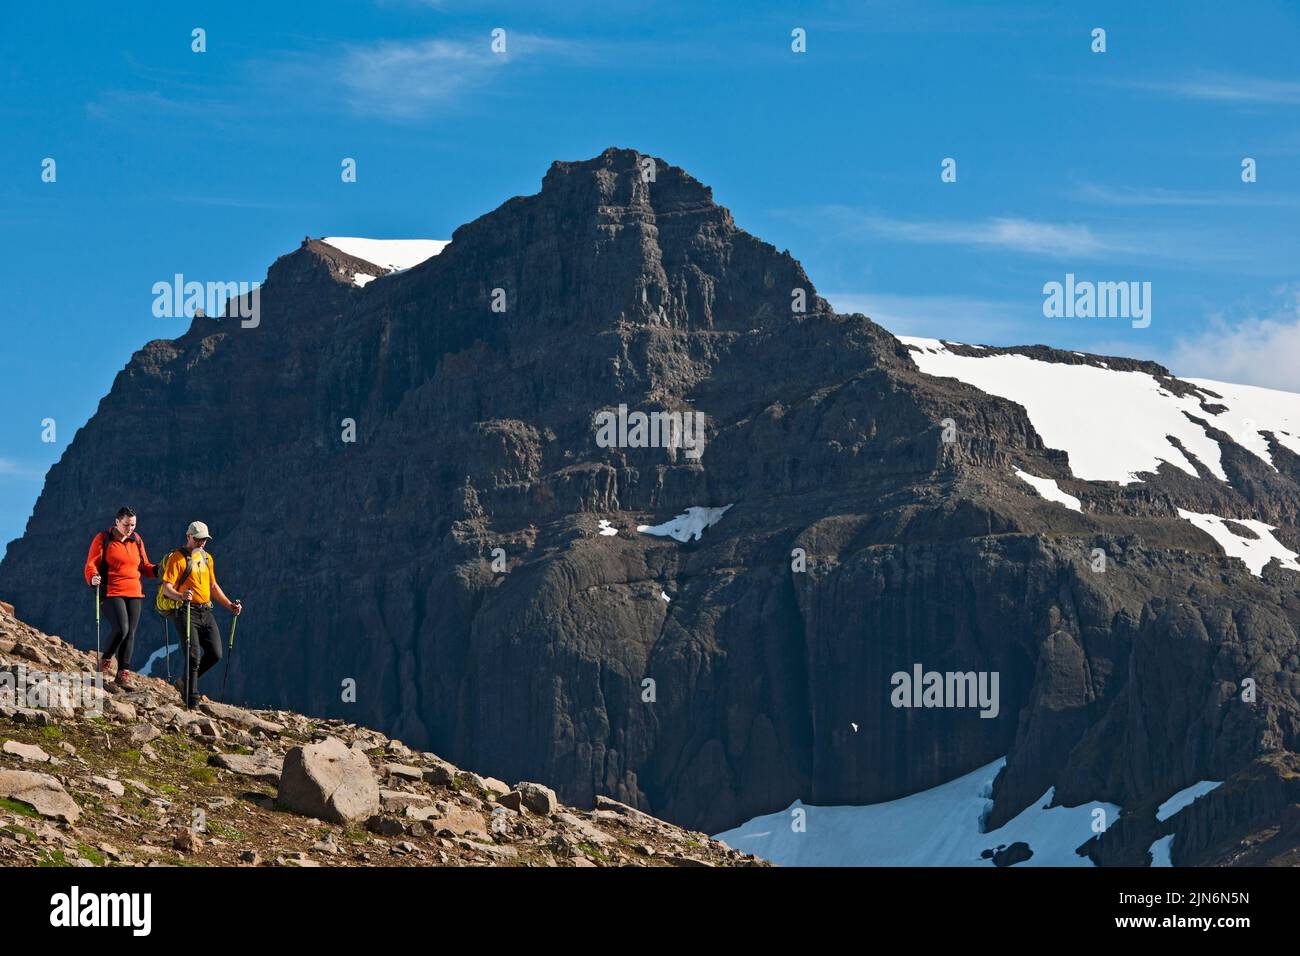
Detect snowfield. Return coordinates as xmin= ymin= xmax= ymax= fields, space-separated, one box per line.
xmin=1176 ymin=510 xmax=1300 ymax=576
xmin=1186 ymin=377 xmax=1300 ymax=468
xmin=1156 ymin=779 xmax=1223 ymax=823
xmin=900 ymin=336 xmax=1300 ymax=486
xmin=321 ymin=238 xmax=449 ymax=285
xmin=637 ymin=505 xmax=733 ymax=542
xmin=715 ymin=758 xmax=1119 ymax=867
xmin=1149 ymin=835 xmax=1174 ymax=867
xmin=1146 ymin=780 xmax=1224 ymax=866
xmin=1014 ymin=469 xmax=1082 ymax=512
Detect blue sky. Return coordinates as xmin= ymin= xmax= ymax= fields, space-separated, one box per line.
xmin=3 ymin=0 xmax=1299 ymax=555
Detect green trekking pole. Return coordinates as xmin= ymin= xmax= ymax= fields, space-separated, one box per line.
xmin=220 ymin=609 xmax=238 ymax=704
xmin=184 ymin=600 xmax=192 ymax=709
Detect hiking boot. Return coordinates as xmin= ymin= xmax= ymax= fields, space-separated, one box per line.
xmin=97 ymin=657 xmax=114 ymax=675
xmin=115 ymin=669 xmax=134 ymax=689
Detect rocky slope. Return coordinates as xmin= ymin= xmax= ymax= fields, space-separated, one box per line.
xmin=2 ymin=147 xmax=1298 ymax=862
xmin=0 ymin=601 xmax=759 ymax=867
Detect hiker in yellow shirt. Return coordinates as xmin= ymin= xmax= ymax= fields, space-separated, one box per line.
xmin=160 ymin=521 xmax=241 ymax=708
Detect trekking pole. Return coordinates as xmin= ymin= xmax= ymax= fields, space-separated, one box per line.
xmin=163 ymin=613 xmax=171 ymax=679
xmin=220 ymin=609 xmax=238 ymax=704
xmin=185 ymin=600 xmax=192 ymax=708
xmin=95 ymin=582 xmax=101 ymax=662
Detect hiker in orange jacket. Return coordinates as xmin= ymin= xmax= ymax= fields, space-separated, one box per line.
xmin=83 ymin=506 xmax=157 ymax=688
xmin=158 ymin=521 xmax=241 ymax=708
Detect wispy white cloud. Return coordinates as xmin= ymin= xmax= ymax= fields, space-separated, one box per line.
xmin=90 ymin=32 xmax=598 ymax=125
xmin=331 ymin=33 xmax=591 ymax=118
xmin=822 ymin=209 xmax=1126 ymax=258
xmin=1072 ymin=180 xmax=1300 ymax=211
xmin=1129 ymin=74 xmax=1300 ymax=105
xmin=1169 ymin=288 xmax=1300 ymax=392
xmin=85 ymin=88 xmax=242 ymax=124
xmin=1075 ymin=181 xmax=1242 ymax=208
xmin=340 ymin=38 xmax=502 ymax=114
xmin=803 ymin=206 xmax=1268 ymax=268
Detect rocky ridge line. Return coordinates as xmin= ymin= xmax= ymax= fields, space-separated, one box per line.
xmin=0 ymin=601 xmax=761 ymax=867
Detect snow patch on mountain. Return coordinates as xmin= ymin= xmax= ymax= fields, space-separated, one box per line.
xmin=637 ymin=505 xmax=733 ymax=542
xmin=715 ymin=758 xmax=1118 ymax=867
xmin=1156 ymin=780 xmax=1223 ymax=822
xmin=1176 ymin=510 xmax=1300 ymax=576
xmin=1149 ymin=834 xmax=1174 ymax=866
xmin=1014 ymin=470 xmax=1082 ymax=512
xmin=899 ymin=336 xmax=1300 ymax=486
xmin=137 ymin=643 xmax=178 ymax=678
xmin=321 ymin=238 xmax=449 ymax=284
xmin=1185 ymin=377 xmax=1300 ymax=467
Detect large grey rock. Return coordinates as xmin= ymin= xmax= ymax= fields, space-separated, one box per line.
xmin=276 ymin=736 xmax=379 ymax=824
xmin=513 ymin=781 xmax=558 ymax=816
xmin=0 ymin=769 xmax=80 ymax=822
xmin=91 ymin=775 xmax=126 ymax=797
xmin=380 ymin=789 xmax=432 ymax=811
xmin=2 ymin=741 xmax=50 ymax=763
xmin=422 ymin=760 xmax=457 ymax=786
xmin=125 ymin=723 xmax=161 ymax=746
xmin=199 ymin=701 xmax=283 ymax=736
xmin=210 ymin=751 xmax=283 ymax=784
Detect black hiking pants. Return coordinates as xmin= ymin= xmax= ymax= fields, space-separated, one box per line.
xmin=103 ymin=596 xmax=142 ymax=670
xmin=171 ymin=603 xmax=222 ymax=703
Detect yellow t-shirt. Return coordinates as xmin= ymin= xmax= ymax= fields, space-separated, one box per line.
xmin=162 ymin=549 xmax=216 ymax=605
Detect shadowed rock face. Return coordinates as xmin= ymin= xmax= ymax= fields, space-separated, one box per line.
xmin=3 ymin=147 xmax=1299 ymax=847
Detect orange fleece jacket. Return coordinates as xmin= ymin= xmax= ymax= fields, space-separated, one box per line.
xmin=84 ymin=530 xmax=157 ymax=598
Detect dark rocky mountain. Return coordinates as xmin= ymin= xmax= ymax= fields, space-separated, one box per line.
xmin=3 ymin=148 xmax=1299 ymax=862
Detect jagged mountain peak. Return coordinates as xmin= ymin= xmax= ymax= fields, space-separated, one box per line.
xmin=539 ymin=146 xmax=718 ymax=213
xmin=423 ymin=147 xmax=826 ymax=337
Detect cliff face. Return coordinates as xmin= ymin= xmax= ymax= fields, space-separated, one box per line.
xmin=3 ymin=148 xmax=1299 ymax=850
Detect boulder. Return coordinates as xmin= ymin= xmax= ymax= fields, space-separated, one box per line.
xmin=125 ymin=723 xmax=161 ymax=746
xmin=2 ymin=741 xmax=50 ymax=763
xmin=106 ymin=699 xmax=136 ymax=721
xmin=422 ymin=761 xmax=456 ymax=786
xmin=422 ymin=805 xmax=488 ymax=837
xmin=383 ymin=763 xmax=423 ymax=781
xmin=555 ymin=811 xmax=614 ymax=844
xmin=210 ymin=751 xmax=283 ymax=784
xmin=277 ymin=736 xmax=380 ymax=824
xmin=514 ymin=781 xmax=558 ymax=816
xmin=0 ymin=769 xmax=80 ymax=822
xmin=366 ymin=815 xmax=405 ymax=837
xmin=91 ymin=775 xmax=126 ymax=797
xmin=380 ymin=789 xmax=432 ymax=811
xmin=198 ymin=701 xmax=283 ymax=736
